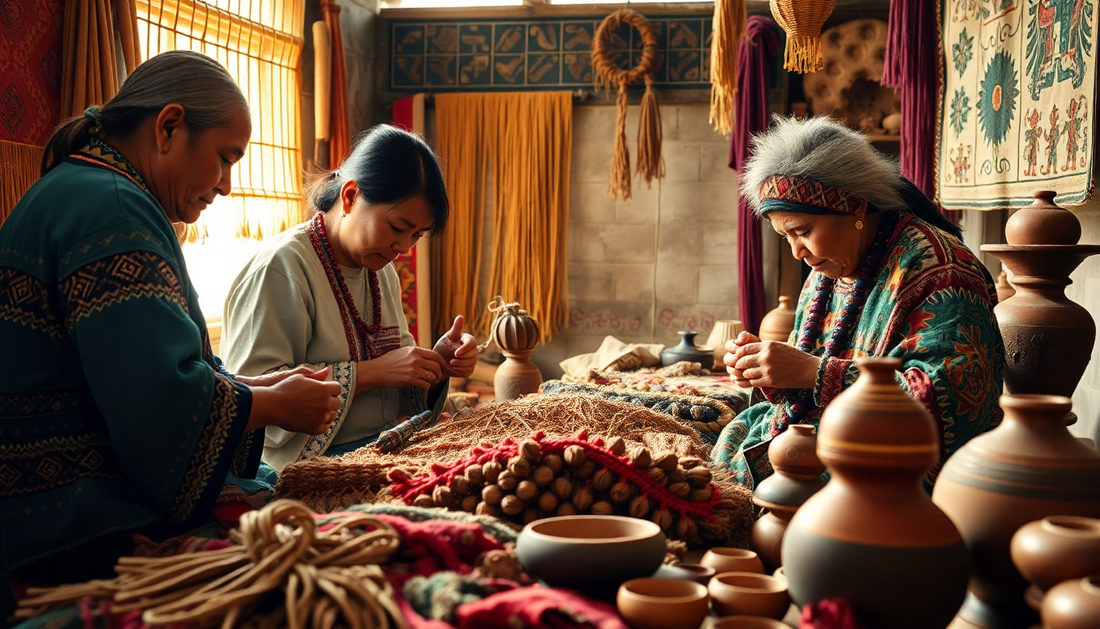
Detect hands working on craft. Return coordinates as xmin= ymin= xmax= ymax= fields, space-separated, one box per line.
xmin=244 ymin=366 xmax=343 ymax=436
xmin=359 ymin=315 xmax=479 ymax=391
xmin=724 ymin=331 xmax=821 ymax=390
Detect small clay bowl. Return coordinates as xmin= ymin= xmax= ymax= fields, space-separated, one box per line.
xmin=516 ymin=515 xmax=666 ymax=598
xmin=1012 ymin=516 xmax=1100 ymax=592
xmin=617 ymin=577 xmax=709 ymax=629
xmin=711 ymin=616 xmax=789 ymax=629
xmin=700 ymin=548 xmax=765 ymax=575
xmin=772 ymin=567 xmax=786 ymax=583
xmin=1042 ymin=576 xmax=1100 ymax=629
xmin=708 ymin=572 xmax=791 ymax=620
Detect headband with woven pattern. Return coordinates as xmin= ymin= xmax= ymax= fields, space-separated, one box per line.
xmin=757 ymin=175 xmax=870 ymax=216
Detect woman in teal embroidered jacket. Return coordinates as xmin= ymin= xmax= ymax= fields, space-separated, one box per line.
xmin=0 ymin=51 xmax=342 ymax=585
xmin=713 ymin=117 xmax=1004 ymax=489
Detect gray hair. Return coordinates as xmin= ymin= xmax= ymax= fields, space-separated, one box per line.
xmin=740 ymin=116 xmax=906 ymax=216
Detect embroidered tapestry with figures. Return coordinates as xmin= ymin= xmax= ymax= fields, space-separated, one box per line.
xmin=938 ymin=0 xmax=1097 ymax=209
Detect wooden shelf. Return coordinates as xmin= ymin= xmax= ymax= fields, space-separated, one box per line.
xmin=866 ymin=134 xmax=901 ymax=142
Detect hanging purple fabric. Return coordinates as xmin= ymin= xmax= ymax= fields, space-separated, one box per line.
xmin=729 ymin=16 xmax=779 ymax=336
xmin=882 ymin=0 xmax=960 ymax=223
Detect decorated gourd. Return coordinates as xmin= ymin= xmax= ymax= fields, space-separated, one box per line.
xmin=491 ymin=300 xmax=540 ymax=352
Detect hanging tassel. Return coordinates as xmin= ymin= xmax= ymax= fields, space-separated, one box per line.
xmin=709 ymin=0 xmax=747 ymax=135
xmin=607 ymin=82 xmax=632 ymax=201
xmin=784 ymin=35 xmax=824 ymax=73
xmin=0 ymin=141 xmax=44 ymax=228
xmin=636 ymin=78 xmax=664 ymax=187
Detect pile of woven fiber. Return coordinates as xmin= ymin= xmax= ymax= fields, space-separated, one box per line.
xmin=389 ymin=430 xmax=754 ymax=548
xmin=275 ymin=395 xmax=755 ymax=547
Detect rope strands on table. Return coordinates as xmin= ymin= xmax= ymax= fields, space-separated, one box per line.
xmin=15 ymin=500 xmax=405 ymax=629
xmin=709 ymin=0 xmax=748 ymax=135
xmin=769 ymin=0 xmax=835 ymax=73
xmin=592 ymin=9 xmax=663 ymax=201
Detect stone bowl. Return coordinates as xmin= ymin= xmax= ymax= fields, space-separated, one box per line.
xmin=617 ymin=577 xmax=709 ymax=629
xmin=516 ymin=515 xmax=666 ymax=597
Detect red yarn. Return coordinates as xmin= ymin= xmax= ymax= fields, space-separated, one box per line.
xmin=388 ymin=430 xmax=722 ymax=522
xmin=799 ymin=597 xmax=862 ymax=629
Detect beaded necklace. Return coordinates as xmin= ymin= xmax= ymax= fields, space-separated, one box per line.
xmin=71 ymin=137 xmax=151 ymax=195
xmin=308 ymin=211 xmax=384 ymax=360
xmin=782 ymin=211 xmax=900 ymax=427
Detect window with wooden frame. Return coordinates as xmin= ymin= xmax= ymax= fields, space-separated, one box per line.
xmin=135 ymin=0 xmax=306 ymax=326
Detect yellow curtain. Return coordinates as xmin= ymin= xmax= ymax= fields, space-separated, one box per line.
xmin=0 ymin=142 xmax=45 ymax=226
xmin=434 ymin=92 xmax=573 ymax=343
xmin=135 ymin=0 xmax=306 ymax=243
xmin=61 ymin=0 xmax=119 ymax=118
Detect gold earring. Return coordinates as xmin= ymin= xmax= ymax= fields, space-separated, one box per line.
xmin=855 ymin=220 xmax=864 ymax=230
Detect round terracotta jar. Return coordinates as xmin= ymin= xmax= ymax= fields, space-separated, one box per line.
xmin=783 ymin=358 xmax=969 ymax=629
xmin=1004 ymin=191 xmax=1082 ymax=246
xmin=758 ymin=296 xmax=796 ymax=342
xmin=1011 ymin=516 xmax=1100 ymax=593
xmin=1041 ymin=577 xmax=1100 ymax=629
xmin=490 ymin=301 xmax=543 ymax=401
xmin=933 ymin=394 xmax=1100 ymax=629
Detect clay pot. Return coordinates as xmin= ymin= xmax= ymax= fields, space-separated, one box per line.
xmin=653 ymin=563 xmax=716 ymax=585
xmin=1011 ymin=516 xmax=1100 ymax=593
xmin=490 ymin=301 xmax=543 ymax=401
xmin=617 ymin=578 xmax=709 ymax=629
xmin=700 ymin=548 xmax=765 ymax=575
xmin=933 ymin=394 xmax=1100 ymax=629
xmin=711 ymin=616 xmax=790 ymax=629
xmin=660 ymin=330 xmax=713 ymax=367
xmin=708 ymin=572 xmax=791 ymax=620
xmin=516 ymin=515 xmax=666 ymax=598
xmin=783 ymin=358 xmax=969 ymax=629
xmin=751 ymin=424 xmax=827 ymax=571
xmin=758 ymin=296 xmax=796 ymax=342
xmin=981 ymin=191 xmax=1100 ymax=399
xmin=1041 ymin=577 xmax=1100 ymax=629
xmin=1005 ymin=191 xmax=1081 ymax=246
xmin=707 ymin=319 xmax=746 ymax=370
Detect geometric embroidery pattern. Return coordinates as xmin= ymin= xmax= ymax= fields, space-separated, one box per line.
xmin=758 ymin=175 xmax=870 ymax=216
xmin=0 ymin=266 xmax=66 ymax=338
xmin=0 ymin=430 xmax=126 ymax=498
xmin=170 ymin=372 xmax=242 ymax=526
xmin=0 ymin=388 xmax=96 ymax=418
xmin=59 ymin=251 xmax=188 ymax=330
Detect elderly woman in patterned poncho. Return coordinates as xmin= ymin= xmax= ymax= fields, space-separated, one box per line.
xmin=713 ymin=116 xmax=1004 ymax=489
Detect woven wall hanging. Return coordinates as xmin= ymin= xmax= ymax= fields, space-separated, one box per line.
xmin=769 ymin=0 xmax=835 ymax=73
xmin=592 ymin=9 xmax=663 ymax=202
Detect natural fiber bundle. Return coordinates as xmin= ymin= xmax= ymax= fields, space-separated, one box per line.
xmin=769 ymin=0 xmax=835 ymax=73
xmin=16 ymin=500 xmax=404 ymax=629
xmin=0 ymin=141 xmax=43 ymax=227
xmin=277 ymin=451 xmax=431 ymax=513
xmin=592 ymin=9 xmax=662 ymax=201
xmin=709 ymin=0 xmax=748 ymax=135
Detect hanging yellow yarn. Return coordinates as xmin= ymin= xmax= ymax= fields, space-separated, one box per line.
xmin=591 ymin=10 xmax=662 ymax=201
xmin=709 ymin=0 xmax=748 ymax=135
xmin=770 ymin=0 xmax=835 ymax=73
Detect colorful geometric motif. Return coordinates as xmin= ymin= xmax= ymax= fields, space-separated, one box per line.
xmin=0 ymin=0 xmax=62 ymax=145
xmin=940 ymin=0 xmax=1097 ymax=207
xmin=59 ymin=252 xmax=188 ymax=330
xmin=758 ymin=175 xmax=869 ymax=216
xmin=390 ymin=16 xmax=712 ymax=92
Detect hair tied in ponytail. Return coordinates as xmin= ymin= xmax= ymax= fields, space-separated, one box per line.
xmin=83 ymin=106 xmax=104 ymax=127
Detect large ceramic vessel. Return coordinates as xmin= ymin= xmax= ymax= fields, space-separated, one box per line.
xmin=980 ymin=191 xmax=1100 ymax=398
xmin=933 ymin=394 xmax=1100 ymax=629
xmin=751 ymin=424 xmax=827 ymax=571
xmin=758 ymin=296 xmax=796 ymax=342
xmin=783 ymin=358 xmax=969 ymax=629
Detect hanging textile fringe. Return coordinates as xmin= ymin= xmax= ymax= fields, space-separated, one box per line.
xmin=709 ymin=0 xmax=748 ymax=136
xmin=592 ymin=10 xmax=662 ymax=201
xmin=0 ymin=141 xmax=44 ymax=228
xmin=769 ymin=0 xmax=834 ymax=73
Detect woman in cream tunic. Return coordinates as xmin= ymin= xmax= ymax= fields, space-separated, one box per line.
xmin=222 ymin=125 xmax=478 ymax=472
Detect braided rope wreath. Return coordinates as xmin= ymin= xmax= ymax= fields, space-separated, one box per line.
xmin=591 ymin=10 xmax=664 ymax=201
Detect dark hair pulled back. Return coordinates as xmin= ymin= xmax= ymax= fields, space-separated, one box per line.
xmin=305 ymin=124 xmax=449 ymax=237
xmin=41 ymin=50 xmax=249 ymax=176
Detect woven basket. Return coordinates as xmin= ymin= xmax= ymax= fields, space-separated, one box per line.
xmin=769 ymin=0 xmax=835 ymax=73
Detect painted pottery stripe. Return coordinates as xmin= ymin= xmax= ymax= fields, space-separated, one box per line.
xmin=941 ymin=455 xmax=1100 ymax=502
xmin=818 ymin=438 xmax=938 ymax=454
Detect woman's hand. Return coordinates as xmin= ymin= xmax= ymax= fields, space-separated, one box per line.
xmin=433 ymin=315 xmax=479 ymax=378
xmin=235 ymin=365 xmax=326 ymax=388
xmin=361 ymin=346 xmax=451 ymax=390
xmin=724 ymin=331 xmax=821 ymax=389
xmin=248 ymin=370 xmax=343 ymax=435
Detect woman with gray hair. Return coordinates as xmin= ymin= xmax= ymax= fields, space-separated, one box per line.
xmin=713 ymin=116 xmax=1004 ymax=489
